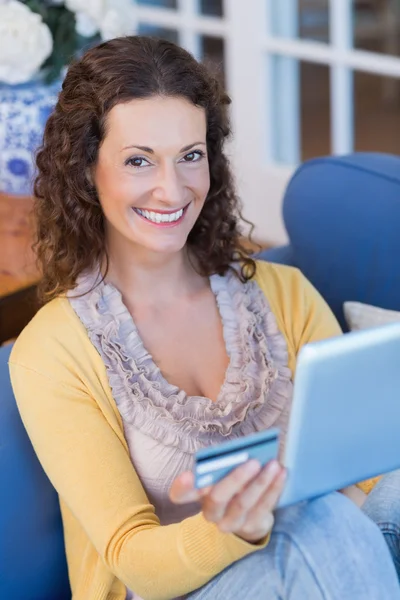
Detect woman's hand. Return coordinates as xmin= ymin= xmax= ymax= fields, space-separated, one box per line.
xmin=169 ymin=460 xmax=286 ymax=543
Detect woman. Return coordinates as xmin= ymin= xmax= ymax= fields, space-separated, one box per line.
xmin=9 ymin=36 xmax=400 ymax=600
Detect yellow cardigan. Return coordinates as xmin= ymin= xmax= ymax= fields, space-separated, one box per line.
xmin=10 ymin=262 xmax=346 ymax=600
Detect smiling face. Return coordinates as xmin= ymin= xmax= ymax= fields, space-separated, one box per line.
xmin=93 ymin=95 xmax=210 ymax=259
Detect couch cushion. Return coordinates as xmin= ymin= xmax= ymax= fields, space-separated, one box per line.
xmin=344 ymin=301 xmax=400 ymax=331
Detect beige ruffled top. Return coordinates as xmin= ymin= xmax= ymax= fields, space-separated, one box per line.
xmin=69 ymin=268 xmax=294 ymax=597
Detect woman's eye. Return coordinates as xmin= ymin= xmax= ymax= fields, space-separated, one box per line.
xmin=181 ymin=150 xmax=205 ymax=163
xmin=126 ymin=156 xmax=151 ymax=168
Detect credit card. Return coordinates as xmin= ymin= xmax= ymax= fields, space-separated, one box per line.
xmin=194 ymin=428 xmax=280 ymax=489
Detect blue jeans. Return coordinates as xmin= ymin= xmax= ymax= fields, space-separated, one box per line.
xmin=363 ymin=470 xmax=400 ymax=581
xmin=186 ymin=488 xmax=400 ymax=599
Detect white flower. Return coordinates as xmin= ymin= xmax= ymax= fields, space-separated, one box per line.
xmin=65 ymin=0 xmax=105 ymax=27
xmin=99 ymin=8 xmax=125 ymax=40
xmin=66 ymin=0 xmax=135 ymax=39
xmin=99 ymin=2 xmax=135 ymax=40
xmin=74 ymin=11 xmax=99 ymax=37
xmin=0 ymin=1 xmax=53 ymax=84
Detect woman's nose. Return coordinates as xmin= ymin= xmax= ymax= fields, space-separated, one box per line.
xmin=151 ymin=162 xmax=185 ymax=206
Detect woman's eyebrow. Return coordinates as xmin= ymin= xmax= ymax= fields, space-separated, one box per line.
xmin=121 ymin=141 xmax=207 ymax=153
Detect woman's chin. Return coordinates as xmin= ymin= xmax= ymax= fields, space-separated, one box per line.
xmin=132 ymin=236 xmax=188 ymax=256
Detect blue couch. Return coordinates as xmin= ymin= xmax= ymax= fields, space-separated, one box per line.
xmin=1 ymin=153 xmax=400 ymax=599
xmin=260 ymin=153 xmax=400 ymax=330
xmin=0 ymin=343 xmax=70 ymax=600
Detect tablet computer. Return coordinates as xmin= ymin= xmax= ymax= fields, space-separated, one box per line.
xmin=278 ymin=321 xmax=400 ymax=508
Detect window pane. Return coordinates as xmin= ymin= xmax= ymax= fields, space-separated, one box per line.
xmin=135 ymin=0 xmax=177 ymax=8
xmin=199 ymin=0 xmax=224 ymax=17
xmin=354 ymin=70 xmax=400 ymax=154
xmin=352 ymin=0 xmax=400 ymax=57
xmin=200 ymin=36 xmax=225 ymax=86
xmin=137 ymin=24 xmax=179 ymax=44
xmin=270 ymin=57 xmax=331 ymax=164
xmin=301 ymin=61 xmax=331 ymax=159
xmin=270 ymin=0 xmax=329 ymax=43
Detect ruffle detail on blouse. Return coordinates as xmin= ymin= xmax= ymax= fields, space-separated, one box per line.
xmin=68 ymin=268 xmax=293 ymax=453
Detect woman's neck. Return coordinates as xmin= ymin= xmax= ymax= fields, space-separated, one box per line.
xmin=103 ymin=243 xmax=205 ymax=307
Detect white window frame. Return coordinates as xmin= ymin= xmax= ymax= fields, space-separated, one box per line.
xmin=264 ymin=0 xmax=400 ymax=158
xmin=131 ymin=1 xmax=227 ymax=58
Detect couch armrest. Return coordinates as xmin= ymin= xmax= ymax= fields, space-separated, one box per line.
xmin=257 ymin=244 xmax=295 ymax=267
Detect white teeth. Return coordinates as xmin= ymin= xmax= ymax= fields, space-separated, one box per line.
xmin=135 ymin=207 xmax=184 ymax=224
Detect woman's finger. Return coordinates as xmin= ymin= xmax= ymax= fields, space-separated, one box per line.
xmin=169 ymin=471 xmax=200 ymax=504
xmin=202 ymin=460 xmax=261 ymax=523
xmin=232 ymin=470 xmax=286 ymax=541
xmin=250 ymin=468 xmax=287 ymax=518
xmin=217 ymin=461 xmax=282 ymax=532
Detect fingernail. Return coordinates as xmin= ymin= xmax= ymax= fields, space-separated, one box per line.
xmin=247 ymin=459 xmax=261 ymax=475
xmin=177 ymin=491 xmax=199 ymax=504
xmin=267 ymin=460 xmax=280 ymax=477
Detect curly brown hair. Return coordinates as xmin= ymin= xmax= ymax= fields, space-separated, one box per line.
xmin=34 ymin=35 xmax=256 ymax=302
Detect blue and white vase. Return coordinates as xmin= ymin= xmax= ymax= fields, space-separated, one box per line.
xmin=0 ymin=78 xmax=60 ymax=195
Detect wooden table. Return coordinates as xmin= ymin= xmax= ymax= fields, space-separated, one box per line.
xmin=0 ymin=193 xmax=39 ymax=343
xmin=0 ymin=193 xmax=38 ymax=294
